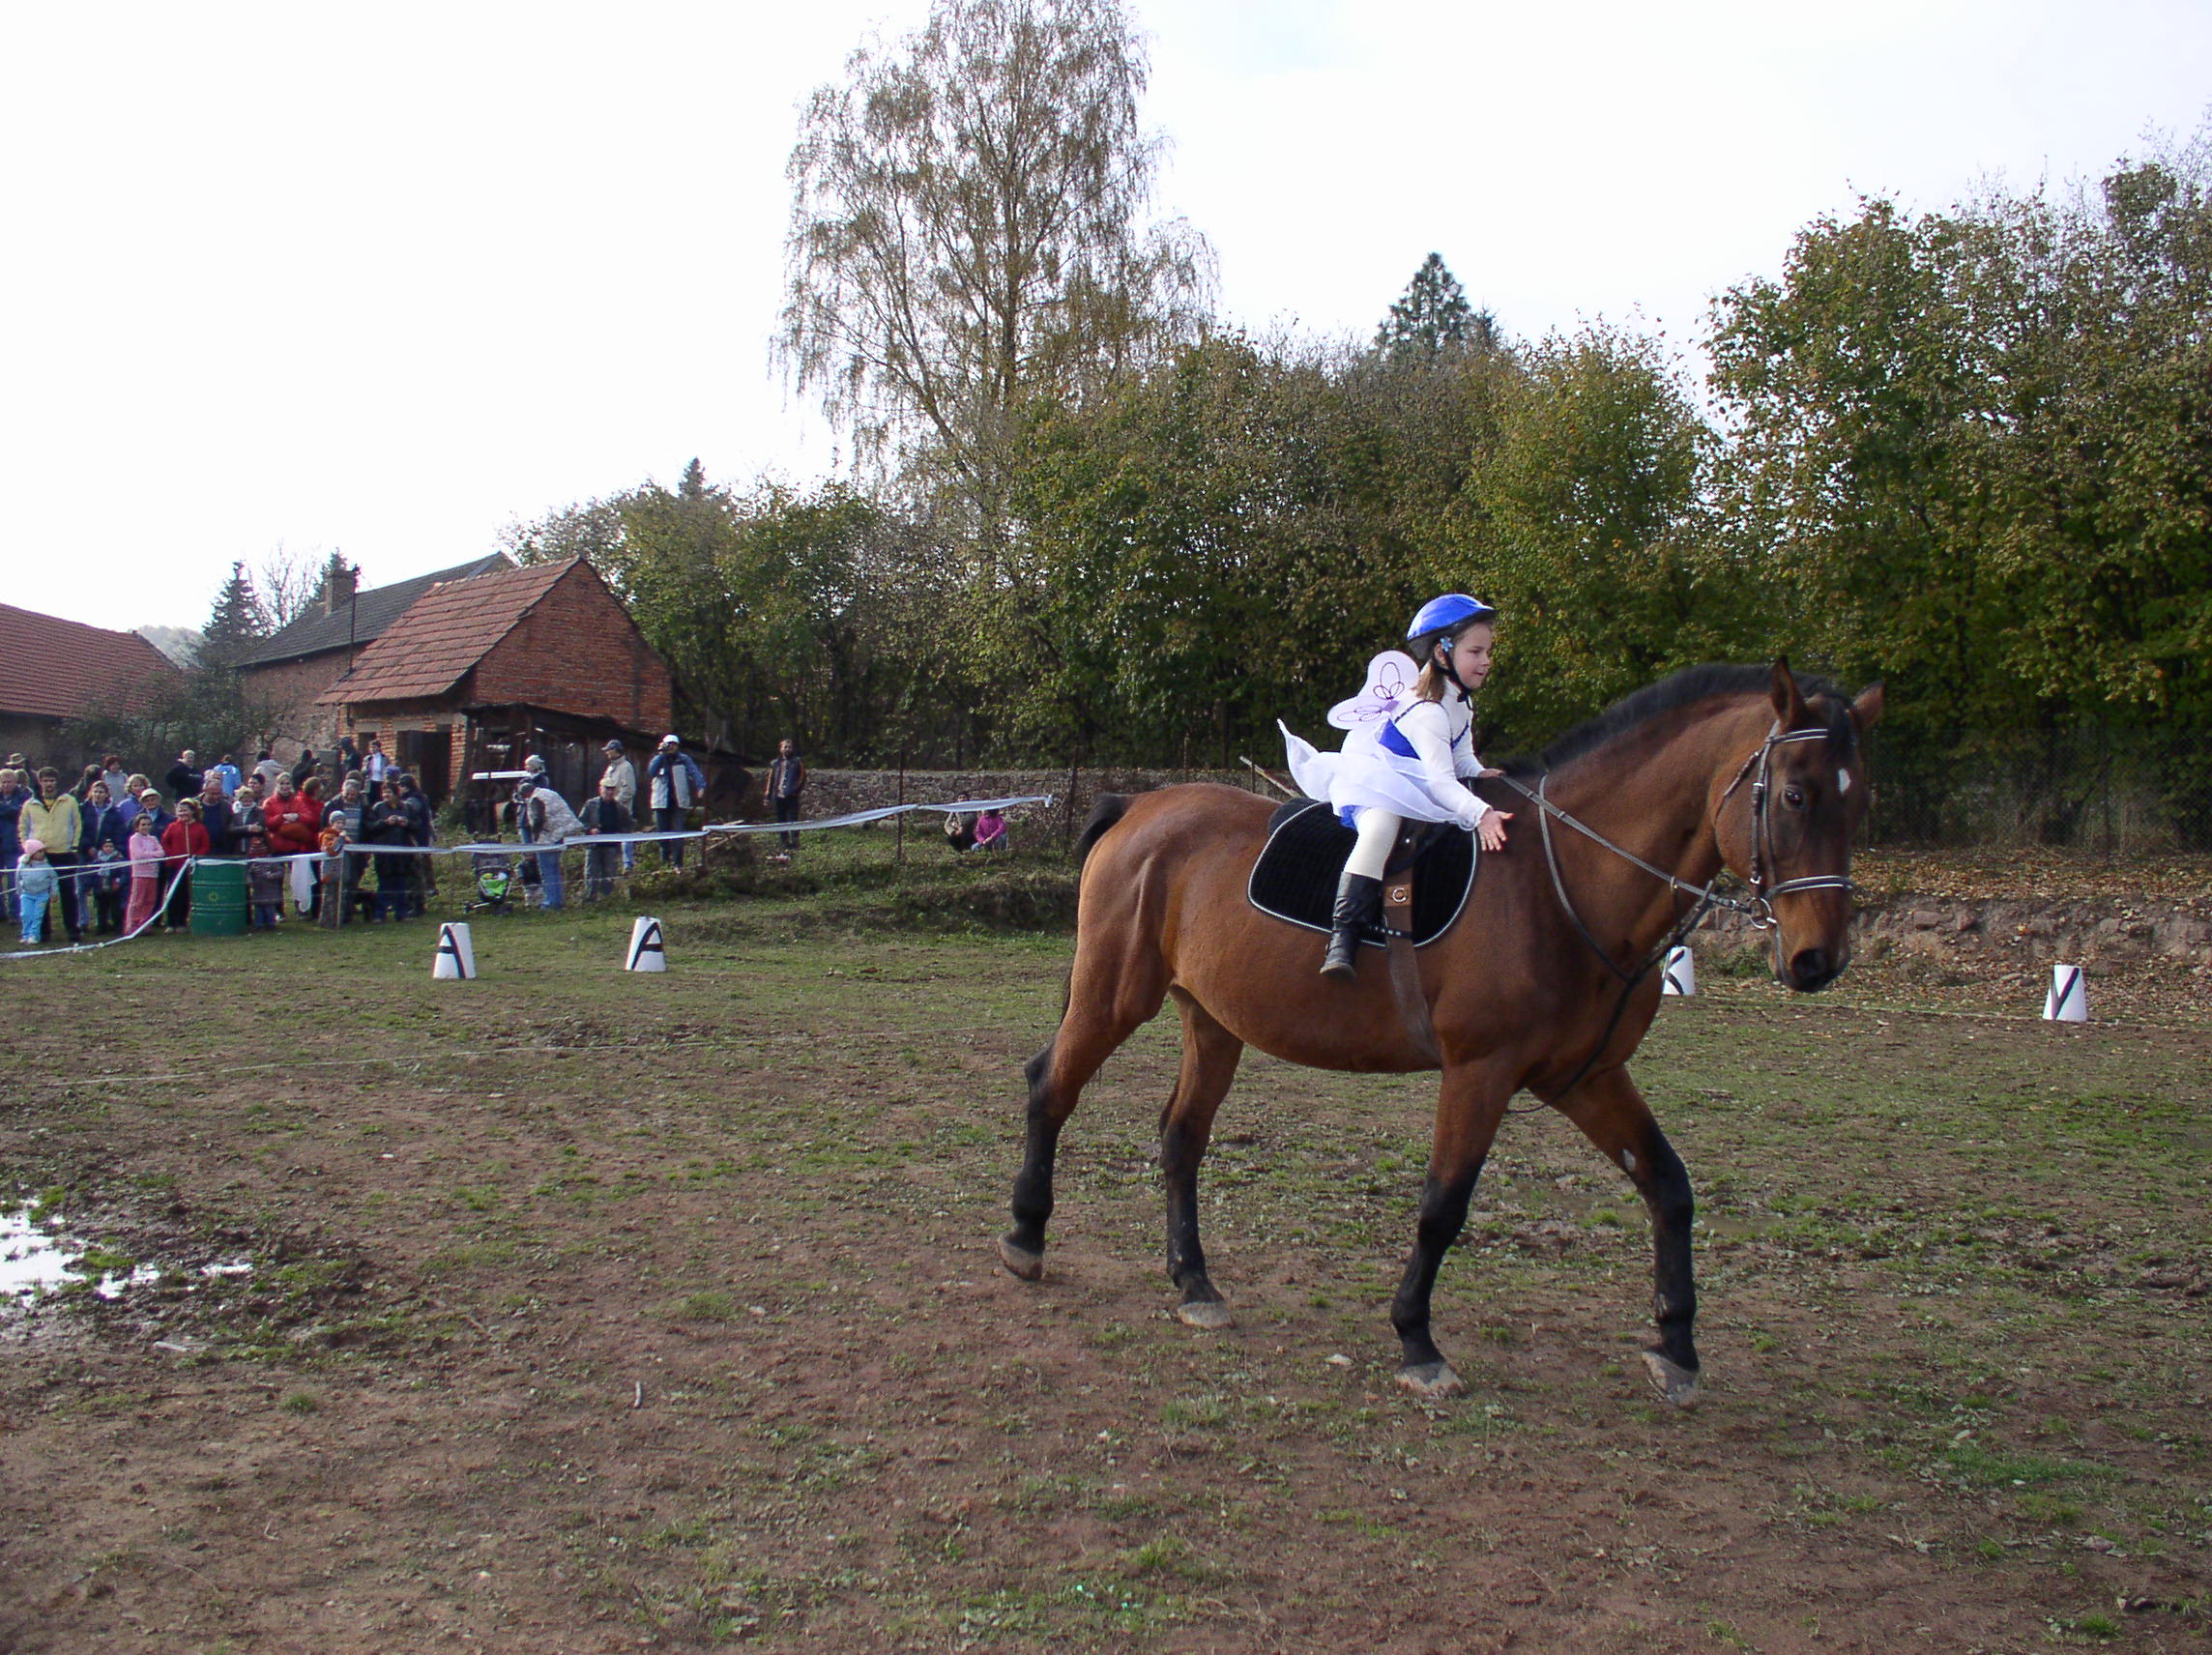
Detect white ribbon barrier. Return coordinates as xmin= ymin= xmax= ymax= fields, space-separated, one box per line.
xmin=426 ymin=793 xmax=1055 ymax=857
xmin=3 ymin=794 xmax=1055 ymax=960
xmin=0 ymin=857 xmax=193 ymax=960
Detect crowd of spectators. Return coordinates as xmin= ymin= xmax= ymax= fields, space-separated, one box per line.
xmin=1 ymin=740 xmax=443 ymax=947
xmin=2 ymin=730 xmax=1005 ymax=951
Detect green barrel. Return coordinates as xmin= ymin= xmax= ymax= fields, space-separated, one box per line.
xmin=189 ymin=858 xmax=250 ymax=938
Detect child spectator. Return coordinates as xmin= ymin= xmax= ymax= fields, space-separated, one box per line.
xmin=125 ymin=815 xmax=164 ymax=934
xmin=15 ymin=839 xmax=56 ymax=945
xmin=973 ymin=806 xmax=1009 ymax=853
xmin=237 ymin=795 xmax=280 ymax=928
xmin=318 ymin=808 xmax=350 ymax=927
xmin=160 ymin=798 xmax=212 ymax=930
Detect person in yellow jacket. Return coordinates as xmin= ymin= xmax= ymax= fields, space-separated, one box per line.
xmin=21 ymin=769 xmax=84 ymax=944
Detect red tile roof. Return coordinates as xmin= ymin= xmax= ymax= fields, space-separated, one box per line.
xmin=314 ymin=560 xmax=575 ymax=705
xmin=0 ymin=602 xmax=183 ymax=720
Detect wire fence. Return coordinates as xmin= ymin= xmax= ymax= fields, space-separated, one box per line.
xmin=1864 ymin=725 xmax=2212 ymax=856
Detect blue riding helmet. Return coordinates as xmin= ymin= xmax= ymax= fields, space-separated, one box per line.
xmin=1406 ymin=594 xmax=1497 ymax=641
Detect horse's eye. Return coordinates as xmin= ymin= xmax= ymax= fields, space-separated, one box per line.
xmin=1784 ymin=787 xmax=1806 ymax=809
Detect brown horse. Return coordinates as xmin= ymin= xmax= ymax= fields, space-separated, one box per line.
xmin=999 ymin=661 xmax=1883 ymax=1403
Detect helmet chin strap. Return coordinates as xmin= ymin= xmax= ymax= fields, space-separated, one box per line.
xmin=1433 ymin=642 xmax=1472 ymax=704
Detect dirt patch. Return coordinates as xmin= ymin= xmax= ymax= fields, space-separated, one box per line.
xmin=2 ymin=906 xmax=2208 ymax=1652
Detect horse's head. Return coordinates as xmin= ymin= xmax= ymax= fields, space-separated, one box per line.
xmin=1715 ymin=660 xmax=1884 ymax=993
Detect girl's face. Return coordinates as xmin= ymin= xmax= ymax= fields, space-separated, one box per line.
xmin=1439 ymin=623 xmax=1497 ymax=690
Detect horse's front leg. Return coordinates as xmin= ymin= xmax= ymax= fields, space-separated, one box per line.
xmin=1555 ymin=1063 xmax=1701 ymax=1406
xmin=1390 ymin=1060 xmax=1514 ymax=1399
xmin=1159 ymin=995 xmax=1245 ymax=1327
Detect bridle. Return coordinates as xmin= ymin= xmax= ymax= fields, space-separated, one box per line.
xmin=1717 ymin=721 xmax=1858 ymax=916
xmin=1496 ymin=717 xmax=1857 ymax=1100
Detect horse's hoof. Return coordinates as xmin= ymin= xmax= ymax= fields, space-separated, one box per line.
xmin=1396 ymin=1361 xmax=1466 ymax=1400
xmin=1643 ymin=1350 xmax=1701 ymax=1408
xmin=997 ymin=1234 xmax=1044 ymax=1282
xmin=1175 ymin=1297 xmax=1233 ymax=1329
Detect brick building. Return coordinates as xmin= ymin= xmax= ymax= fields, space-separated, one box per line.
xmin=315 ymin=557 xmax=677 ymax=816
xmin=235 ymin=553 xmax=511 ymax=752
xmin=0 ymin=602 xmax=182 ymax=771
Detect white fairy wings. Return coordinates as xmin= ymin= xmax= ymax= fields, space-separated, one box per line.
xmin=1326 ymin=651 xmax=1421 ymax=732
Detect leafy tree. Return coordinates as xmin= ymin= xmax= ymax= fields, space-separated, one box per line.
xmin=987 ymin=331 xmax=1514 ymax=762
xmin=779 ymin=0 xmax=1214 ymax=537
xmin=1452 ymin=324 xmax=1729 ymax=744
xmin=1376 ymin=252 xmax=1497 ymax=363
xmin=1982 ymin=158 xmax=2212 ymax=731
xmin=1710 ymin=152 xmax=2212 ymax=740
xmin=197 ymin=562 xmax=268 ymax=669
xmin=506 ymin=470 xmax=956 ymax=763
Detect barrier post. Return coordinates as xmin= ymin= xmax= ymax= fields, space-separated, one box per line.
xmin=626 ymin=915 xmax=667 ymax=972
xmin=2043 ymin=963 xmax=2087 ymax=1022
xmin=433 ymin=921 xmax=477 ymax=979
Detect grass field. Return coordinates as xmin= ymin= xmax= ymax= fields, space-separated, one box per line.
xmin=3 ymin=841 xmax=2209 ymax=1653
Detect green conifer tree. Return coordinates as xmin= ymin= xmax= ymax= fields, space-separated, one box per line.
xmin=197 ymin=561 xmax=268 ymax=669
xmin=1376 ymin=253 xmax=1497 ymax=363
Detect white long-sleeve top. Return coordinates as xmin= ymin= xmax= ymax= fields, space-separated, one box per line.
xmin=1388 ymin=697 xmax=1492 ymax=830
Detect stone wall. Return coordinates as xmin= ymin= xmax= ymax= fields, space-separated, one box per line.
xmin=1698 ymin=894 xmax=2212 ymax=976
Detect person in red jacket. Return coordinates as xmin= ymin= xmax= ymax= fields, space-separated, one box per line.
xmin=262 ymin=772 xmax=322 ymax=923
xmin=264 ymin=772 xmax=322 ymax=857
xmin=160 ymin=798 xmax=213 ymax=931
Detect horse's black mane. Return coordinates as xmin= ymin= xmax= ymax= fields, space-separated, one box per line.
xmin=1501 ymin=663 xmax=1857 ymax=779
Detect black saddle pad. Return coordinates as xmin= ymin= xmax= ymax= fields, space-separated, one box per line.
xmin=1247 ymin=800 xmax=1476 ymax=948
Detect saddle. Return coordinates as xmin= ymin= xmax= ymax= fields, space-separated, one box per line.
xmin=1246 ymin=798 xmax=1477 ymax=949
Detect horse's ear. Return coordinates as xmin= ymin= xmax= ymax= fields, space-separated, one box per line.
xmin=1766 ymin=658 xmax=1809 ymax=726
xmin=1849 ymin=682 xmax=1885 ymax=729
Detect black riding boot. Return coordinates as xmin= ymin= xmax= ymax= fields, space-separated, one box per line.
xmin=1320 ymin=871 xmax=1383 ymax=979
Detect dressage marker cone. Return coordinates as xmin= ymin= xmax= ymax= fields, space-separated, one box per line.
xmin=432 ymin=921 xmax=477 ymax=980
xmin=2043 ymin=962 xmax=2087 ymax=1023
xmin=1661 ymin=944 xmax=1696 ymax=996
xmin=625 ymin=915 xmax=667 ymax=973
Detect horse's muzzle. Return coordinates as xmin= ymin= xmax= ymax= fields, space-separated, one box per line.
xmin=1785 ymin=946 xmax=1843 ymax=993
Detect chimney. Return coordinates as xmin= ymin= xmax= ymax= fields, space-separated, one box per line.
xmin=321 ymin=558 xmax=359 ymax=617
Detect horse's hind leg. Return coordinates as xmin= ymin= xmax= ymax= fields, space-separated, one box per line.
xmin=1159 ymin=993 xmax=1245 ymax=1328
xmin=998 ymin=933 xmax=1169 ymax=1282
xmin=1556 ymin=1065 xmax=1701 ymax=1407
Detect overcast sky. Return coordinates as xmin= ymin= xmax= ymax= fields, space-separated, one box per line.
xmin=3 ymin=0 xmax=2205 ymax=633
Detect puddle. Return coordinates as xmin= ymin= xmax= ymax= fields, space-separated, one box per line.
xmin=1 ymin=1207 xmax=250 ymax=1308
xmin=2 ymin=1207 xmax=81 ymax=1300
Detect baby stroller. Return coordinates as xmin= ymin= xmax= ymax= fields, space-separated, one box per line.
xmin=465 ymin=851 xmax=517 ymax=915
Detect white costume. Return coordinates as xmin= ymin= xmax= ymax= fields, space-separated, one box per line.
xmin=1281 ymin=651 xmax=1492 ymax=881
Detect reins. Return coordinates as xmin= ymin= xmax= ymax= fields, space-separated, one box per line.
xmin=1497 ymin=720 xmax=1854 ymax=1102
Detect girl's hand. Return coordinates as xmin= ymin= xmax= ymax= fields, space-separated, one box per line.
xmin=1477 ymin=811 xmax=1512 ymax=854
xmin=1476 ymin=767 xmax=1503 ymax=779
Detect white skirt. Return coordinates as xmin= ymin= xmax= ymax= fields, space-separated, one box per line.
xmin=1279 ymin=719 xmax=1466 ymax=827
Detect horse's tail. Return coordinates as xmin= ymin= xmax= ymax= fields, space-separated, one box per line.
xmin=1074 ymin=794 xmax=1131 ymax=868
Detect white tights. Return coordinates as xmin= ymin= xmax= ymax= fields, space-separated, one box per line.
xmin=1345 ymin=808 xmax=1400 ymax=882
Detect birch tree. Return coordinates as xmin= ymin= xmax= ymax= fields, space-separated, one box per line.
xmin=779 ymin=0 xmax=1213 ymax=532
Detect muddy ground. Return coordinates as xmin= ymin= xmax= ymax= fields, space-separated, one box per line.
xmin=2 ymin=892 xmax=2208 ymax=1654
